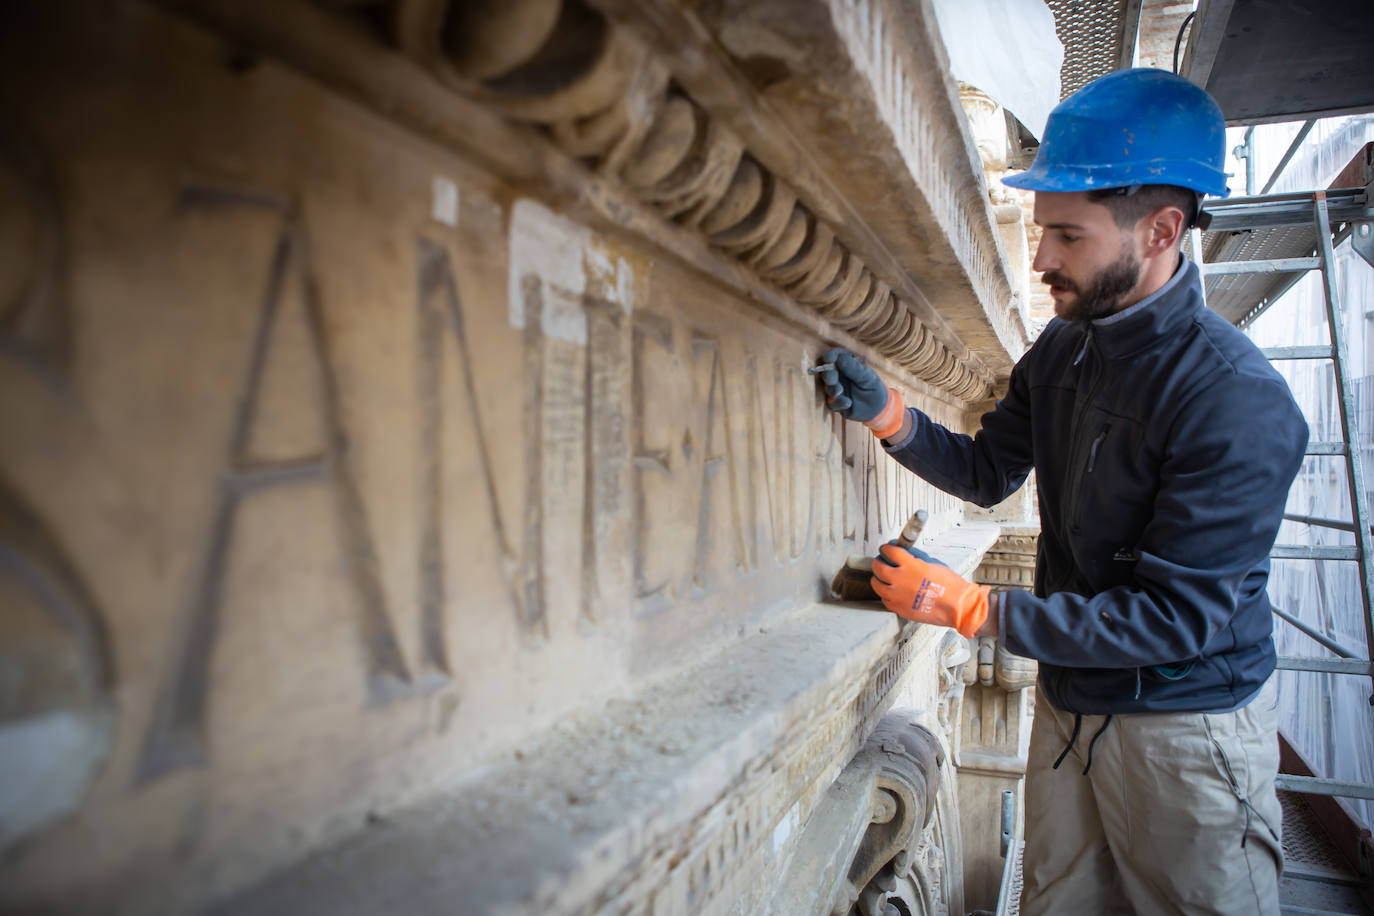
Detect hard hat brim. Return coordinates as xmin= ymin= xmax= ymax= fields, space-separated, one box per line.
xmin=1002 ymin=159 xmax=1231 ymax=198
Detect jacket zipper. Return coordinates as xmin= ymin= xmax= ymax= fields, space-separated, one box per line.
xmin=1087 ymin=423 xmax=1112 ymax=473
xmin=1073 ymin=330 xmax=1091 ymax=366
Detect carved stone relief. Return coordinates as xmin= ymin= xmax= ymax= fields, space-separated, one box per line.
xmin=954 ymin=651 xmax=1036 ymax=910
xmin=955 ymin=534 xmax=1040 ymax=912
xmin=770 ymin=710 xmax=947 ymax=916
xmin=0 ymin=4 xmax=981 ymax=910
xmin=0 ymin=1 xmax=1061 ymax=913
xmin=389 ymin=0 xmax=992 ymax=401
xmin=930 ymin=629 xmax=972 ymax=776
xmin=974 ymin=527 xmax=1039 ymax=591
xmin=957 ymin=84 xmax=1036 ymax=341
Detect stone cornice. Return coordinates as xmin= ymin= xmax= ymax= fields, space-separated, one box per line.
xmin=593 ymin=0 xmax=1030 ymax=378
xmin=163 ymin=0 xmax=1014 ymax=403
xmin=394 ymin=0 xmax=1000 ymax=400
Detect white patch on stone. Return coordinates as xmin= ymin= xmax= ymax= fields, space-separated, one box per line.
xmin=0 ymin=707 xmax=113 ymax=851
xmin=771 ymin=803 xmax=800 ymax=857
xmin=583 ymin=246 xmax=636 ymax=315
xmin=509 ymin=199 xmax=590 ymax=344
xmin=430 ymin=175 xmax=459 ymax=227
xmin=509 ymin=200 xmax=642 ymax=344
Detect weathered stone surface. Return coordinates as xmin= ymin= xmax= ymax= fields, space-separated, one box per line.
xmin=952 ymin=630 xmax=1037 ymax=912
xmin=974 ymin=526 xmax=1041 ymax=591
xmin=770 ymin=710 xmax=945 ymax=916
xmin=215 ymin=607 xmax=941 ymax=915
xmin=612 ymin=0 xmax=1034 ymax=382
xmin=216 ymin=609 xmax=1004 ymax=916
xmin=0 ymin=475 xmax=115 ymax=852
xmin=0 ymin=1 xmax=1026 ymax=911
xmin=959 ymin=84 xmax=1036 ymax=337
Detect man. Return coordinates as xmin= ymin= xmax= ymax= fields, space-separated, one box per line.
xmin=817 ymin=69 xmax=1308 ymax=913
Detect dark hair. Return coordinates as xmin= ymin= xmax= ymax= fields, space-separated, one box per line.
xmin=1085 ymin=184 xmax=1199 ymax=231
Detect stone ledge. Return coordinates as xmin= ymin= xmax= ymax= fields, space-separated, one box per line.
xmin=215 ymin=526 xmax=1001 ymax=916
xmin=958 ymin=751 xmax=1031 ymax=776
xmin=214 ymin=606 xmax=906 ymax=915
xmin=917 ymin=522 xmax=1005 ymax=579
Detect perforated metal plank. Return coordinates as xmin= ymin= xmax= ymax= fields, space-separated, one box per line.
xmin=1202 ymin=221 xmax=1317 ymax=325
xmin=1045 ymin=0 xmax=1131 ymax=98
xmin=1278 ymin=790 xmax=1372 ymax=914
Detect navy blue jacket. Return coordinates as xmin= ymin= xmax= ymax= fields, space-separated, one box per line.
xmin=886 ymin=259 xmax=1307 ymax=713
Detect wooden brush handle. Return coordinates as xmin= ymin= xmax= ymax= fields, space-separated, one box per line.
xmin=895 ymin=509 xmax=928 ymax=548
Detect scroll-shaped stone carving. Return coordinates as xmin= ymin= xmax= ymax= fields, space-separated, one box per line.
xmin=770 ymin=711 xmax=948 ymax=916
xmin=387 ymin=0 xmax=991 ymax=402
xmin=983 ymin=639 xmax=1037 ymax=693
xmin=960 ymin=637 xmax=1037 ymax=762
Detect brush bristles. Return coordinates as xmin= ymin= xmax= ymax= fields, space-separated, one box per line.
xmin=830 ymin=556 xmax=881 ymax=601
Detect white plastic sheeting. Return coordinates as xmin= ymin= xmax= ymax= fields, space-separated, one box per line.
xmin=1236 ymin=115 xmax=1374 ymax=832
xmin=929 ymin=0 xmax=1064 ymax=140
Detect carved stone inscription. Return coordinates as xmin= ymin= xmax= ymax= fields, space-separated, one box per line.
xmin=138 ymin=189 xmax=437 ymax=783
xmin=630 ymin=315 xmax=828 ymax=613
xmin=416 ymin=236 xmax=524 ymax=649
xmin=0 ymin=5 xmax=969 ymax=909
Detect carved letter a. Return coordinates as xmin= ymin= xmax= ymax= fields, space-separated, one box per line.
xmin=138 ymin=192 xmax=415 ymax=783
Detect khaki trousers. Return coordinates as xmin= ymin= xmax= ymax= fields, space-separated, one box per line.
xmin=1020 ymin=678 xmax=1282 ymax=915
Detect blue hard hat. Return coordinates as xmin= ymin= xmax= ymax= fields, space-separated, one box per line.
xmin=1003 ymin=68 xmax=1230 ymax=198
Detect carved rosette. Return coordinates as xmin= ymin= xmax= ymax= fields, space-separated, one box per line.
xmin=386 ymin=0 xmax=991 ymax=402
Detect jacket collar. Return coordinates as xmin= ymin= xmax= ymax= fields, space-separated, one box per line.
xmin=1088 ymin=256 xmax=1203 ymax=359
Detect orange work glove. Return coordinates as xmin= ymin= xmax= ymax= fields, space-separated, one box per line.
xmin=870 ymin=544 xmax=991 ymax=637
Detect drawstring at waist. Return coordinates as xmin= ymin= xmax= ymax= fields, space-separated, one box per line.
xmin=1083 ymin=716 xmax=1113 ymax=774
xmin=1051 ymin=714 xmax=1082 ymax=770
xmin=1052 ymin=713 xmax=1115 ymax=775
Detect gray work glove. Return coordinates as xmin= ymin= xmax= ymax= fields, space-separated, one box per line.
xmin=815 ymin=347 xmax=891 ymax=423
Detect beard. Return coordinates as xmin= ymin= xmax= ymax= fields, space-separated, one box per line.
xmin=1042 ymin=243 xmax=1142 ymax=322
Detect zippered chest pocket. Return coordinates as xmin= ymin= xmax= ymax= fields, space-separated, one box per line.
xmin=1071 ymin=412 xmax=1156 ymax=553
xmin=1087 ymin=423 xmax=1112 ymax=473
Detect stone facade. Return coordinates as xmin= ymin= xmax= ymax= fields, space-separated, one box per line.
xmin=944 ymin=527 xmax=1041 ymax=911
xmin=0 ymin=1 xmax=1037 ymax=912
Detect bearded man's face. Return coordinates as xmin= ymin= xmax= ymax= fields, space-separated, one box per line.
xmin=1041 ymin=241 xmax=1142 ymax=322
xmin=1031 ymin=191 xmax=1147 ymax=322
